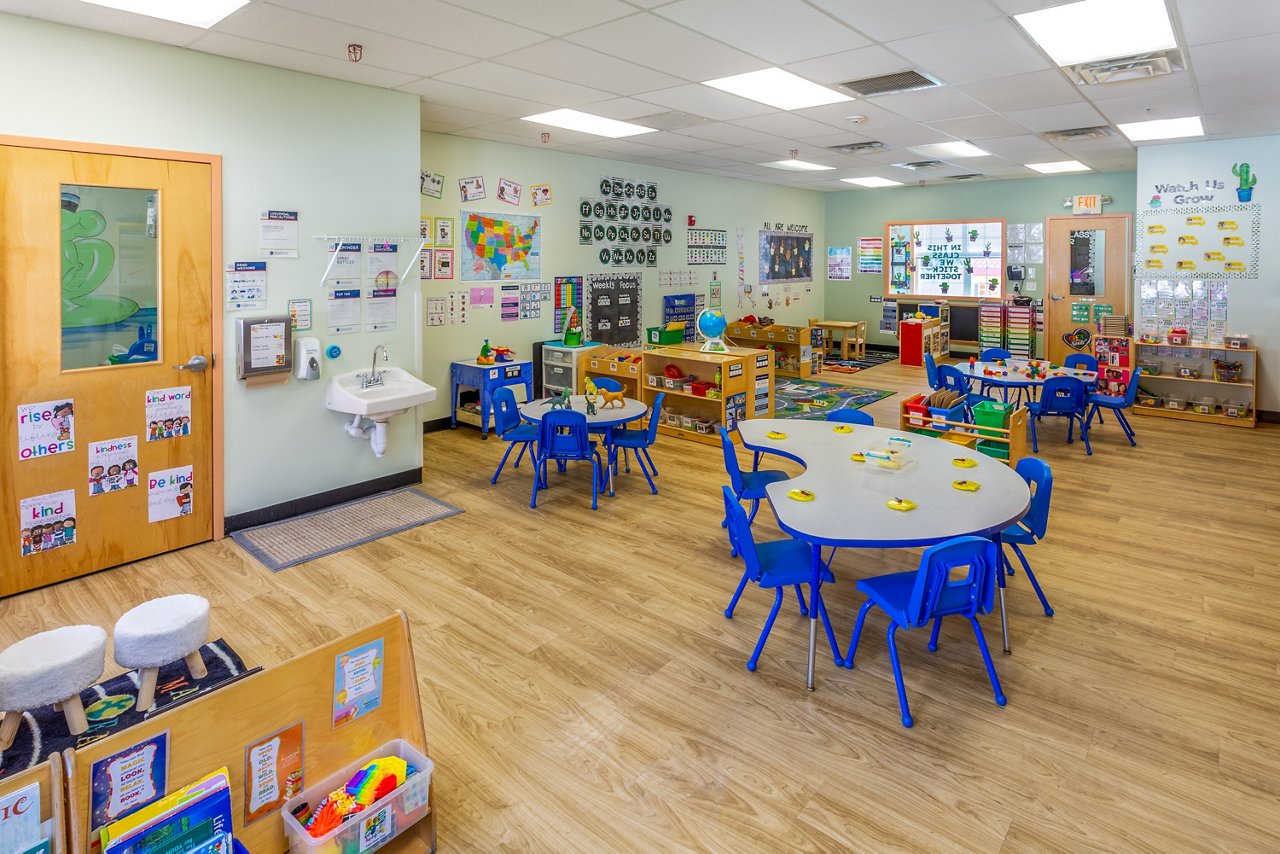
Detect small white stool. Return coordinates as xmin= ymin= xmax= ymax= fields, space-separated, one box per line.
xmin=0 ymin=625 xmax=107 ymax=753
xmin=113 ymin=595 xmax=210 ymax=712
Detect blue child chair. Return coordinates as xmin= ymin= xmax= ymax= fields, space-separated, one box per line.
xmin=530 ymin=409 xmax=604 ymax=510
xmin=721 ymin=486 xmax=840 ymax=671
xmin=936 ymin=364 xmax=994 ymax=418
xmin=719 ymin=426 xmax=789 ymax=556
xmin=1027 ymin=375 xmax=1090 ymax=455
xmin=924 ymin=352 xmax=942 ymax=391
xmin=490 ymin=387 xmax=538 ymax=485
xmin=1063 ymin=353 xmax=1099 ymax=373
xmin=993 ymin=458 xmax=1054 ymax=653
xmin=978 ymin=347 xmax=1012 ymax=397
xmin=845 ymin=536 xmax=1006 ymax=727
xmin=826 ymin=409 xmax=873 ymax=426
xmin=1084 ymin=368 xmax=1142 ymax=446
xmin=608 ymin=393 xmax=664 ymax=494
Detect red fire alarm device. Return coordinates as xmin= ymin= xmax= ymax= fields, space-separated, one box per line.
xmin=687 ymin=214 xmax=696 ymax=227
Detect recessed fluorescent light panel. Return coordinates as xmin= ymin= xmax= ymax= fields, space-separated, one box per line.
xmin=80 ymin=0 xmax=250 ymax=27
xmin=908 ymin=141 xmax=991 ymax=159
xmin=1015 ymin=0 xmax=1177 ymax=66
xmin=842 ymin=177 xmax=904 ymax=187
xmin=1026 ymin=160 xmax=1091 ymax=174
xmin=760 ymin=160 xmax=836 ymax=172
xmin=703 ymin=68 xmax=852 ymax=111
xmin=521 ymin=109 xmax=657 ymax=139
xmin=1116 ymin=116 xmax=1204 ymax=142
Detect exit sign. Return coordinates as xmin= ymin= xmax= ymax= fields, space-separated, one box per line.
xmin=1073 ymin=194 xmax=1102 ymax=215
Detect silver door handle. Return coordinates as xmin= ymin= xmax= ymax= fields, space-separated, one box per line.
xmin=1050 ymin=295 xmax=1064 ymax=301
xmin=173 ymin=354 xmax=209 ymax=372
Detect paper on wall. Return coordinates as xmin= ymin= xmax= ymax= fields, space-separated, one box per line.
xmin=327 ymin=288 xmax=361 ymax=334
xmin=365 ymin=288 xmax=398 ymax=332
xmin=259 ymin=210 xmax=298 ymax=258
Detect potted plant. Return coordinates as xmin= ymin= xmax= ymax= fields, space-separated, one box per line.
xmin=969 ymin=228 xmax=979 ymax=242
xmin=913 ymin=230 xmax=922 ymax=246
xmin=944 ymin=227 xmax=954 ymax=243
xmin=983 ymin=241 xmax=992 ymax=257
xmin=1232 ymin=162 xmax=1258 ymax=202
xmin=987 ymin=277 xmax=1000 ymax=292
xmin=921 ymin=254 xmax=931 ymax=267
xmin=939 ymin=282 xmax=950 ymax=294
xmin=963 ymin=257 xmax=973 ymax=274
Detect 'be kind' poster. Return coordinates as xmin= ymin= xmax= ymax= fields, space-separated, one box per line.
xmin=148 ymin=466 xmax=193 ymax=523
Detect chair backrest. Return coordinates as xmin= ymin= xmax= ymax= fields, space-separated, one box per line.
xmin=721 ymin=485 xmax=764 ymax=580
xmin=538 ymin=409 xmax=591 ymax=461
xmin=593 ymin=376 xmax=622 ymax=392
xmin=718 ymin=426 xmax=745 ymax=494
xmin=826 ymin=409 xmax=873 ymax=426
xmin=1014 ymin=457 xmax=1053 ymax=539
xmin=936 ymin=364 xmax=971 ymax=396
xmin=1120 ymin=367 xmax=1142 ymax=406
xmin=924 ymin=352 xmax=940 ymax=390
xmin=1063 ymin=353 xmax=1099 ymax=372
xmin=646 ymin=393 xmax=665 ymax=443
xmin=492 ymin=386 xmax=521 ymax=436
xmin=1038 ymin=376 xmax=1085 ymax=414
xmin=905 ymin=536 xmax=999 ymax=626
xmin=981 ymin=347 xmax=1012 ymax=362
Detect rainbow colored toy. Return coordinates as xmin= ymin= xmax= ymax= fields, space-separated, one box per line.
xmin=304 ymin=755 xmax=414 ymax=838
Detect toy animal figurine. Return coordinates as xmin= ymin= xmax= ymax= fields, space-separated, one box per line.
xmin=547 ymin=387 xmax=573 ymax=410
xmin=584 ymin=377 xmax=599 ymax=401
xmin=585 ymin=396 xmax=597 ymax=416
xmin=598 ymin=388 xmax=626 ymax=409
xmin=477 ymin=338 xmax=496 ymax=365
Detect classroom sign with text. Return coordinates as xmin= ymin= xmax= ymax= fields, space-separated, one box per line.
xmin=17 ymin=399 xmax=75 ymax=460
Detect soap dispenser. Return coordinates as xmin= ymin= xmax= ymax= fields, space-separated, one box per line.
xmin=295 ymin=337 xmax=321 ymax=381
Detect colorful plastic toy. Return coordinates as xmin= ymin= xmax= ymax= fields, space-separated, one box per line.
xmin=952 ymin=480 xmax=980 ymax=491
xmin=887 ymin=497 xmax=916 ymax=511
xmin=476 ymin=339 xmax=495 ymax=365
xmin=788 ymin=488 xmax=815 ymax=502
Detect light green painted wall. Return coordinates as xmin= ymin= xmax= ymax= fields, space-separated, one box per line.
xmin=0 ymin=14 xmax=423 ymax=516
xmin=418 ymin=132 xmax=827 ymax=421
xmin=824 ymin=172 xmax=1138 ymax=349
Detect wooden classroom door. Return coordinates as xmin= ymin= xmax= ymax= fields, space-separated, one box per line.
xmin=0 ymin=141 xmax=216 ymax=597
xmin=1044 ymin=214 xmax=1132 ymax=365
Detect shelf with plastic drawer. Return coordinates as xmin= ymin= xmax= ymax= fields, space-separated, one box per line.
xmin=1131 ymin=341 xmax=1258 ymax=428
xmin=642 ymin=344 xmax=775 ymax=446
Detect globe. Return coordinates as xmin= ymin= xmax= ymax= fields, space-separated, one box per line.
xmin=697 ymin=309 xmax=727 ymax=341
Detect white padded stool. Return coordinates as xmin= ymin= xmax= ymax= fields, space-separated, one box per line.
xmin=113 ymin=595 xmax=210 ymax=712
xmin=0 ymin=625 xmax=107 ymax=754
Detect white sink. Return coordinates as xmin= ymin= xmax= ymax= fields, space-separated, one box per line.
xmin=326 ymin=367 xmax=437 ymax=420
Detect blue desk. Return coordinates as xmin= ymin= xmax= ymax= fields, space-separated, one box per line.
xmin=450 ymin=358 xmax=533 ymax=439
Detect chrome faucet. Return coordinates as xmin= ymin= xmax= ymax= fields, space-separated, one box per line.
xmin=364 ymin=344 xmax=389 ymax=388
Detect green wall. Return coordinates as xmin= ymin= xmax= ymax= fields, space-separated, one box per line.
xmin=824 ymin=172 xmax=1138 ymax=348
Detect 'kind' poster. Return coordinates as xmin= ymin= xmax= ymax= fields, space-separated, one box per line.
xmin=17 ymin=399 xmax=75 ymax=460
xmin=144 ymin=387 xmax=191 ymax=441
xmin=19 ymin=489 xmax=76 ymax=557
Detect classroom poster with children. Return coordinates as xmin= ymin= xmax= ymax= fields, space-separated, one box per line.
xmin=88 ymin=436 xmax=139 ymax=495
xmin=148 ymin=465 xmax=193 ymax=523
xmin=19 ymin=489 xmax=76 ymax=557
xmin=17 ymin=399 xmax=75 ymax=460
xmin=144 ymin=387 xmax=192 ymax=442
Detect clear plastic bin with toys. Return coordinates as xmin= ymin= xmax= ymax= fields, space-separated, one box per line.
xmin=1191 ymin=396 xmax=1217 ymax=415
xmin=1164 ymin=393 xmax=1187 ymax=411
xmin=1221 ymin=399 xmax=1251 ymax=419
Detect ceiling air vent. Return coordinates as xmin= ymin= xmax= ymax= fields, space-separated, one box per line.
xmin=839 ymin=69 xmax=940 ymax=97
xmin=827 ymin=141 xmax=887 ymax=154
xmin=1067 ymin=50 xmax=1183 ymax=86
xmin=893 ymin=160 xmax=944 ymax=171
xmin=949 ymin=174 xmax=984 ymax=181
xmin=1042 ymin=125 xmax=1115 ymax=142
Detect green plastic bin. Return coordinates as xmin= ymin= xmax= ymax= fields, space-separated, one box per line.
xmin=647 ymin=326 xmax=684 ymax=345
xmin=972 ymin=401 xmax=1013 ymax=440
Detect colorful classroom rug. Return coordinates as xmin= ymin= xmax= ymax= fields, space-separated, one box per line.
xmin=822 ymin=348 xmax=899 ymax=374
xmin=773 ymin=379 xmax=894 ymax=420
xmin=231 ymin=487 xmax=463 ymax=572
xmin=0 ymin=639 xmax=248 ymax=776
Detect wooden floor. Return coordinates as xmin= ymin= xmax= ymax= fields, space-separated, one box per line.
xmin=4 ymin=358 xmax=1279 ymax=851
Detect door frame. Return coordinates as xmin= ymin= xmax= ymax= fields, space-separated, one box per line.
xmin=0 ymin=134 xmax=225 ymax=539
xmin=1044 ymin=213 xmax=1132 ymax=363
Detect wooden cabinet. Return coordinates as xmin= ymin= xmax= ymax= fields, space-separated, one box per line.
xmin=581 ymin=347 xmax=645 ymax=396
xmin=898 ymin=317 xmax=945 ymax=367
xmin=1132 ymin=341 xmax=1258 ymax=428
xmin=724 ymin=322 xmax=822 ymax=377
xmin=641 ymin=344 xmax=776 ymax=445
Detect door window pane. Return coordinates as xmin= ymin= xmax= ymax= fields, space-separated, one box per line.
xmin=61 ymin=185 xmax=159 ymax=370
xmin=1068 ymin=229 xmax=1105 ymax=296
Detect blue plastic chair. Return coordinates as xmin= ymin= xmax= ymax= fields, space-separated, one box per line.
xmin=530 ymin=409 xmax=604 ymax=510
xmin=924 ymin=352 xmax=942 ymax=391
xmin=993 ymin=459 xmax=1055 ymax=654
xmin=1027 ymin=375 xmax=1090 ymax=455
xmin=981 ymin=347 xmax=1012 ymax=362
xmin=587 ymin=375 xmax=624 ymax=467
xmin=936 ymin=365 xmax=994 ymax=418
xmin=1063 ymin=353 xmax=1098 ymax=372
xmin=1085 ymin=368 xmax=1142 ymax=446
xmin=845 ymin=536 xmax=1006 ymax=727
xmin=591 ymin=376 xmax=622 ymax=392
xmin=608 ymin=393 xmax=663 ymax=494
xmin=826 ymin=408 xmax=873 ymax=426
xmin=719 ymin=426 xmax=789 ymax=556
xmin=490 ymin=387 xmax=538 ymax=485
xmin=721 ymin=486 xmax=840 ymax=672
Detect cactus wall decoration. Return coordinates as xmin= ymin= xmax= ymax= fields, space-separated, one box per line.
xmin=1232 ymin=162 xmax=1258 ymax=202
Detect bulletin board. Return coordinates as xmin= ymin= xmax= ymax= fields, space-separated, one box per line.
xmin=586 ymin=272 xmax=643 ymax=347
xmin=885 ymin=219 xmax=1006 ymax=299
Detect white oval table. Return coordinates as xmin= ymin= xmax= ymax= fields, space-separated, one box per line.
xmin=737 ymin=418 xmax=1030 ymax=690
xmin=519 ymin=395 xmax=648 ymax=496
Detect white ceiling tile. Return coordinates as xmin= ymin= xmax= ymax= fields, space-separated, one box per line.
xmin=973 ymin=134 xmax=1067 ymax=158
xmin=561 ymin=138 xmax=668 ymax=158
xmin=217 ymin=4 xmax=474 ymax=78
xmin=698 ymin=145 xmax=797 ymax=165
xmin=870 ymin=87 xmax=991 ymax=122
xmin=438 ymin=0 xmax=637 ymax=37
xmin=676 ymin=123 xmax=785 ymax=147
xmin=465 ymin=119 xmax=601 ymax=147
xmin=1173 ymin=0 xmax=1280 ymax=46
xmin=1196 ymin=83 xmax=1259 ymax=117
xmin=1078 ymin=70 xmax=1196 ymax=102
xmin=398 ymin=77 xmax=557 ymax=117
xmin=959 ymin=69 xmax=1084 ymax=112
xmin=887 ymin=18 xmax=1053 ymax=86
xmin=432 ymin=61 xmax=613 ymax=107
xmin=989 ymin=1 xmax=1071 ymax=13
xmin=650 ymin=151 xmax=733 ymax=167
xmin=654 ymin=0 xmax=869 ymax=64
xmin=453 ymin=126 xmax=548 ymax=146
xmin=630 ymin=131 xmax=723 ymax=151
xmin=794 ymin=130 xmax=879 ymax=147
xmin=926 ymin=114 xmax=1029 ymax=139
xmin=563 ymin=14 xmax=764 ymax=81
xmin=861 ymin=124 xmax=959 ymax=147
xmin=1186 ymin=32 xmax=1280 ymax=85
xmin=783 ymin=45 xmax=913 ymax=86
xmin=631 ymin=84 xmax=774 ymax=121
xmin=791 ymin=99 xmax=909 ymax=130
xmin=730 ymin=112 xmax=842 ymax=140
xmin=267 ymin=0 xmax=547 ymax=57
xmin=0 ymin=0 xmax=201 ymax=45
xmin=806 ymin=0 xmax=1003 ymax=42
xmin=1204 ymin=107 xmax=1280 ymax=139
xmin=188 ymin=32 xmax=420 ymax=88
xmin=573 ymin=97 xmax=676 ymax=120
xmin=1004 ymin=101 xmax=1109 ymax=133
xmin=1092 ymin=88 xmax=1202 ymax=125
xmin=494 ymin=41 xmax=684 ymax=96
xmin=420 ymin=102 xmax=505 ymax=131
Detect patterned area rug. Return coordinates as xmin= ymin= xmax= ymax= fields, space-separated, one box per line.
xmin=774 ymin=379 xmax=894 ymax=420
xmin=823 ymin=348 xmax=899 ymax=374
xmin=231 ymin=487 xmax=463 ymax=572
xmin=0 ymin=639 xmax=246 ymax=776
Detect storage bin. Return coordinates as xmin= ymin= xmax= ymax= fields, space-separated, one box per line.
xmin=695 ymin=418 xmax=714 ymax=434
xmin=544 ymin=363 xmax=573 ymax=387
xmin=902 ymin=393 xmax=930 ymax=429
xmin=680 ymin=415 xmax=695 ymax=429
xmin=1167 ymin=330 xmax=1190 ymax=345
xmin=665 ymin=411 xmax=681 ymax=426
xmin=647 ymin=374 xmax=661 ymax=387
xmin=1135 ymin=390 xmax=1159 ymax=408
xmin=1173 ymin=363 xmax=1201 ymax=379
xmin=1191 ymin=396 xmax=1216 ymax=415
xmin=1224 ymin=334 xmax=1250 ymax=349
xmin=1136 ymin=359 xmax=1161 ymax=376
xmin=972 ymin=401 xmax=1012 ymax=440
xmin=691 ymin=380 xmax=714 ymax=397
xmin=1221 ymin=400 xmax=1251 ymax=418
xmin=1212 ymin=359 xmax=1243 ymax=383
xmin=543 ymin=348 xmax=575 ymax=366
xmin=282 ymin=739 xmax=433 ymax=854
xmin=928 ymin=401 xmax=967 ymax=431
xmin=647 ymin=326 xmax=684 ymax=345
xmin=1164 ymin=394 xmax=1187 ymax=411
xmin=976 ymin=439 xmax=1009 ymax=461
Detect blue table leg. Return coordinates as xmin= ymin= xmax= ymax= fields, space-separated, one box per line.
xmin=808 ymin=542 xmax=822 ymax=691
